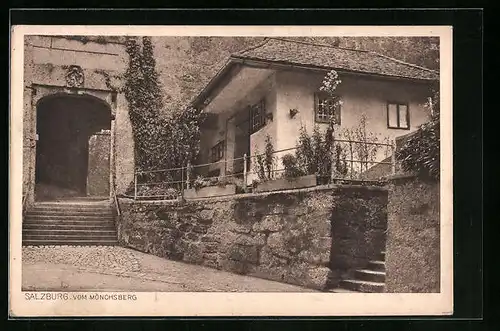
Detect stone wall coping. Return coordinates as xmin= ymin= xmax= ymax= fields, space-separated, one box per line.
xmin=386 ymin=173 xmax=418 ymax=181
xmin=386 ymin=173 xmax=439 ymax=185
xmin=119 ymin=183 xmax=388 ymax=205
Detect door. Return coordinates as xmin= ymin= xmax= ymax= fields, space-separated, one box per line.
xmin=233 ymin=118 xmax=250 ymax=176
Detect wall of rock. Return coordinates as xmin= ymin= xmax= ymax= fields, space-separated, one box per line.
xmin=385 ymin=174 xmax=440 ymax=292
xmin=117 ymin=185 xmax=388 ymax=290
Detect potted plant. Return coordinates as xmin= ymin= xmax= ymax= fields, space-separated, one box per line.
xmin=253 ymin=153 xmax=317 ymax=193
xmin=184 ymin=174 xmax=237 ymax=199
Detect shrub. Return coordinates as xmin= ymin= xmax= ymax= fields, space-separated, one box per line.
xmin=294 ymin=124 xmax=340 ymax=180
xmin=282 ymin=154 xmax=306 ymax=179
xmin=193 ymin=175 xmax=208 ymax=191
xmin=397 ymin=88 xmax=440 ymax=180
xmin=253 ymin=135 xmax=276 ymax=182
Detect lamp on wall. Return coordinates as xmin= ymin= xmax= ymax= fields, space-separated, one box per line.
xmin=289 ymin=108 xmax=299 ymax=119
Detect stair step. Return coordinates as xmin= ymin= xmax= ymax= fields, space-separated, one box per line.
xmin=24 ymin=214 xmax=115 ymax=220
xmin=327 ymin=288 xmax=361 ymax=293
xmin=32 ymin=204 xmax=112 ymax=209
xmin=339 ymin=279 xmax=385 ymax=293
xmin=23 ymin=223 xmax=115 ymax=230
xmin=23 ymin=233 xmax=117 ymax=240
xmin=23 ymin=229 xmax=116 ymax=235
xmin=377 ymin=251 xmax=386 ymax=260
xmin=22 ymin=239 xmax=119 ymax=246
xmin=26 ymin=211 xmax=113 ymax=217
xmin=367 ymin=260 xmax=385 ymax=272
xmin=24 ymin=218 xmax=115 ymax=224
xmin=354 ymin=269 xmax=386 ymax=283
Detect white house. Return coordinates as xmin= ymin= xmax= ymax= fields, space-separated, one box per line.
xmin=191 ymin=38 xmax=439 ymax=182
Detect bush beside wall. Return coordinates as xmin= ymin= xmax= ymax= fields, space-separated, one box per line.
xmin=385 ymin=175 xmax=440 ymax=293
xmin=117 ymin=185 xmax=387 ymax=290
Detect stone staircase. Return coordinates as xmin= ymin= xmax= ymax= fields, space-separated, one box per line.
xmin=330 ymin=251 xmax=386 ymax=293
xmin=22 ymin=199 xmax=118 ymax=246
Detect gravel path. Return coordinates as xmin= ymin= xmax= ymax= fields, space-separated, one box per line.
xmin=22 ymin=246 xmax=318 ymax=292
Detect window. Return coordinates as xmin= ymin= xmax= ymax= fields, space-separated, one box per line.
xmin=314 ymin=92 xmax=341 ymax=124
xmin=210 ymin=141 xmax=224 ymax=163
xmin=387 ymin=102 xmax=410 ymax=129
xmin=249 ymin=99 xmax=266 ymax=133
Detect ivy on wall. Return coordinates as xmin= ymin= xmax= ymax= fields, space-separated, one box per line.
xmin=123 ymin=37 xmax=204 ymax=183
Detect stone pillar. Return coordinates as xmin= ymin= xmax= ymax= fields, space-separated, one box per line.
xmin=87 ymin=130 xmax=111 ymax=196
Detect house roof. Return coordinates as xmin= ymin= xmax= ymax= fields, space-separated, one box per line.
xmin=192 ymin=37 xmax=439 ymax=108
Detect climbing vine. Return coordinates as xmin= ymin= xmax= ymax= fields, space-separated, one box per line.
xmin=123 ymin=36 xmax=204 ymax=185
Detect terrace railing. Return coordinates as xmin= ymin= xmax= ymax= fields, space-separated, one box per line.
xmin=131 ymin=138 xmax=396 ymax=200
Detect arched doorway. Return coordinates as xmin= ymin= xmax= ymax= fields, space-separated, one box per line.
xmin=34 ymin=94 xmax=112 ymax=201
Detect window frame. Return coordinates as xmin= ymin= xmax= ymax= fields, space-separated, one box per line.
xmin=249 ymin=98 xmax=266 ymax=134
xmin=386 ymin=102 xmax=410 ymax=130
xmin=210 ymin=140 xmax=225 ymax=163
xmin=314 ymin=92 xmax=342 ymax=125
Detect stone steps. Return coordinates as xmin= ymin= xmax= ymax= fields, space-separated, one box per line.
xmin=23 ymin=202 xmax=118 ymax=246
xmin=367 ymin=260 xmax=386 ymax=272
xmin=22 ymin=239 xmax=119 ymax=246
xmin=23 ymin=229 xmax=117 ymax=237
xmin=23 ymin=216 xmax=114 ymax=225
xmin=339 ymin=279 xmax=385 ymax=293
xmin=330 ymin=252 xmax=386 ymax=293
xmin=354 ymin=269 xmax=385 ymax=283
xmin=23 ymin=222 xmax=116 ymax=230
xmin=25 ymin=210 xmax=114 ymax=217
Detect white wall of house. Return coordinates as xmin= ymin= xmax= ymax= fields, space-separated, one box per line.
xmin=273 ymin=70 xmax=433 ymax=171
xmin=275 ymin=70 xmax=432 ymax=150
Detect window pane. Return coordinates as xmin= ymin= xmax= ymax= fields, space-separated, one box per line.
xmin=388 ymin=104 xmax=398 ymax=127
xmin=398 ymin=104 xmax=408 ymax=128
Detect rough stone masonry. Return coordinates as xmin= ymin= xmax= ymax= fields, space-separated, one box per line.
xmin=117 ymin=185 xmax=388 ymax=290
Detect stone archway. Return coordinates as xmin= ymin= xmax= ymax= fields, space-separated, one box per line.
xmin=32 ymin=92 xmax=114 ymax=202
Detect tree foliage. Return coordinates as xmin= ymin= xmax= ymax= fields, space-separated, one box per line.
xmin=396 ymin=86 xmax=440 ymax=180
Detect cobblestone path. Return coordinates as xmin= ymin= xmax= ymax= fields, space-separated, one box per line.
xmin=22 ymin=246 xmax=317 ymax=292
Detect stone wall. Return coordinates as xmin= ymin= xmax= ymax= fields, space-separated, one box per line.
xmin=117 ymin=185 xmax=387 ymax=290
xmin=385 ymin=174 xmax=440 ymax=292
xmin=87 ymin=131 xmax=111 ymax=196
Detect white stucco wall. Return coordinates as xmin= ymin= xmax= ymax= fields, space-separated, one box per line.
xmin=274 ymin=70 xmax=433 ymax=169
xmin=275 ymin=70 xmax=432 ymax=148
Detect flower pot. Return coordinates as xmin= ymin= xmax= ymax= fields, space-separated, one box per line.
xmin=184 ymin=184 xmax=237 ymax=199
xmin=253 ymin=174 xmax=317 ymax=193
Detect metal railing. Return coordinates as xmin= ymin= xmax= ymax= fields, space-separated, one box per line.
xmin=113 ymin=190 xmax=121 ymax=217
xmin=131 ymin=139 xmax=396 ymax=200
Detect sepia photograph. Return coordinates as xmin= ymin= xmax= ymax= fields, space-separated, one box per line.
xmin=10 ymin=25 xmax=453 ymax=316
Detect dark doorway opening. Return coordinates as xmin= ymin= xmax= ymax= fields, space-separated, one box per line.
xmin=233 ymin=110 xmax=251 ymax=176
xmin=35 ymin=94 xmax=111 ymax=201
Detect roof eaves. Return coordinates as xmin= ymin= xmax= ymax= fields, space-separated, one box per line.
xmin=230 ymin=54 xmax=438 ymax=82
xmin=371 ymin=52 xmax=439 ymax=77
